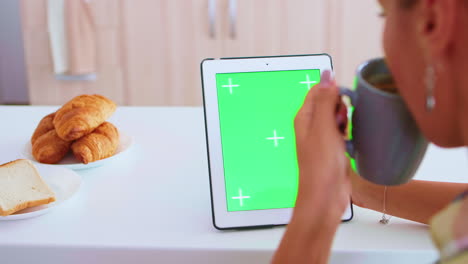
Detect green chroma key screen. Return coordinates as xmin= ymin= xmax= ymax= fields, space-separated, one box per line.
xmin=216 ymin=69 xmax=321 ymax=212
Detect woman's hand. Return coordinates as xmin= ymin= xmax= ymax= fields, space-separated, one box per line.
xmin=272 ymin=71 xmax=351 ymax=264
xmin=293 ymin=70 xmax=351 ymax=224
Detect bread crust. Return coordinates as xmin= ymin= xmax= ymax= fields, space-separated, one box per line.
xmin=0 ymin=197 xmax=56 ymax=217
xmin=53 ymin=95 xmax=117 ymax=141
xmin=71 ymin=122 xmax=119 ymax=164
xmin=0 ymin=159 xmax=56 ymax=216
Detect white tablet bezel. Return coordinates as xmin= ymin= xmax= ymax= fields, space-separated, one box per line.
xmin=201 ymin=54 xmax=353 ymax=229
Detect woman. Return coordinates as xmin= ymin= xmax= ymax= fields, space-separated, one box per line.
xmin=273 ymin=0 xmax=468 ymax=263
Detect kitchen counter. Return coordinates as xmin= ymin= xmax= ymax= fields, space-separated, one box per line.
xmin=0 ymin=106 xmax=467 ymax=264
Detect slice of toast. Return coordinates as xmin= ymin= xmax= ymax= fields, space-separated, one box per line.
xmin=0 ymin=159 xmax=56 ymax=216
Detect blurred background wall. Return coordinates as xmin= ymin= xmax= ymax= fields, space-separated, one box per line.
xmin=1 ymin=0 xmax=384 ymax=106
xmin=0 ymin=0 xmax=29 ymax=104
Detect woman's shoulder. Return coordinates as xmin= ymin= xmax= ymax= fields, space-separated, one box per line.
xmin=431 ymin=191 xmax=468 ymax=264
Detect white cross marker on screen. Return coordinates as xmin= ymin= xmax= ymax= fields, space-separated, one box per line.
xmin=232 ymin=188 xmax=250 ymax=207
xmin=266 ymin=129 xmax=285 ymax=147
xmin=222 ymin=78 xmax=240 ymax=94
xmin=300 ymin=74 xmax=317 ymax=90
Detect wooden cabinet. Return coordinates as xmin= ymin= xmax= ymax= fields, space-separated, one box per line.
xmin=20 ymin=0 xmax=126 ymax=105
xmin=21 ymin=0 xmax=383 ymax=106
xmin=220 ymin=0 xmax=328 ymax=56
xmin=328 ymin=0 xmax=385 ymax=87
xmin=122 ymin=0 xmax=222 ymax=106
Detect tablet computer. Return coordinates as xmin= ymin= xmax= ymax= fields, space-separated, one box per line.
xmin=201 ymin=54 xmax=353 ymax=230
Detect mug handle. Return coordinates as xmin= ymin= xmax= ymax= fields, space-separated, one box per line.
xmin=339 ymin=87 xmax=357 ymax=158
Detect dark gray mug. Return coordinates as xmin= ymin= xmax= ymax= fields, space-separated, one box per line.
xmin=340 ymin=58 xmax=428 ymax=186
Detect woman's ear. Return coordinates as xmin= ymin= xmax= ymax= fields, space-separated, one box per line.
xmin=418 ymin=0 xmax=457 ymax=59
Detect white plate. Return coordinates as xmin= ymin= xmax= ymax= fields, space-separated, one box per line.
xmin=0 ymin=164 xmax=81 ymax=221
xmin=23 ymin=132 xmax=133 ymax=170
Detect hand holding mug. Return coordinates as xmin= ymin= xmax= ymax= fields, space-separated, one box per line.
xmin=293 ymin=70 xmax=351 ymax=224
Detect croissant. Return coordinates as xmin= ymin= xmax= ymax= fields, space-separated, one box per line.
xmin=53 ymin=95 xmax=116 ymax=141
xmin=31 ymin=113 xmax=56 ymax=144
xmin=71 ymin=122 xmax=119 ymax=164
xmin=32 ymin=130 xmax=72 ymax=164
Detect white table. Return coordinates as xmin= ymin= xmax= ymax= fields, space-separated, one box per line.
xmin=0 ymin=106 xmax=467 ymax=264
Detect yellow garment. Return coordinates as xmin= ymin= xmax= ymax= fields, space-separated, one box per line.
xmin=430 ymin=199 xmax=468 ymax=264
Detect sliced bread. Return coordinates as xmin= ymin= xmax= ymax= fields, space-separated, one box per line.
xmin=0 ymin=159 xmax=56 ymax=216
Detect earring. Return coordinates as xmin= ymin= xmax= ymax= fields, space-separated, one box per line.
xmin=425 ymin=65 xmax=436 ymax=112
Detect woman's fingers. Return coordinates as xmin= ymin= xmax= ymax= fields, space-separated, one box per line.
xmin=292 ymin=70 xmax=353 ymax=221
xmin=296 ymin=70 xmax=341 ymax=133
xmin=300 ymin=71 xmax=335 ymax=111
